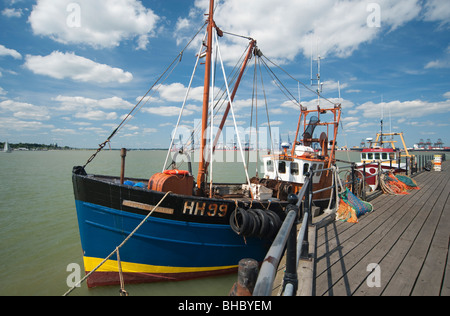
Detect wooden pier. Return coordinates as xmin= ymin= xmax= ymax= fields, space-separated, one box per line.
xmin=308 ymin=160 xmax=450 ymax=296
xmin=269 ymin=160 xmax=449 ymax=296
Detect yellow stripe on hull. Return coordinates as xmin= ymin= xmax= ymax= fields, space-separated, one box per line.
xmin=83 ymin=256 xmax=238 ymax=274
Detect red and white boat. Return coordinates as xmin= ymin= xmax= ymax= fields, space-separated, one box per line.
xmin=356 ymin=132 xmax=413 ymax=191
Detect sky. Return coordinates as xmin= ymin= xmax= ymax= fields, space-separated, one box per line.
xmin=0 ymin=0 xmax=449 ymax=150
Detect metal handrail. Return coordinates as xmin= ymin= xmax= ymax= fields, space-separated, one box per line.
xmin=251 ymin=153 xmax=436 ymax=296
xmin=253 ymin=174 xmax=313 ymax=296
xmin=252 ymin=209 xmax=299 ymax=296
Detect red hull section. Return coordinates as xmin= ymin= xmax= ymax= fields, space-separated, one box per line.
xmin=85 ymin=267 xmax=239 ymax=288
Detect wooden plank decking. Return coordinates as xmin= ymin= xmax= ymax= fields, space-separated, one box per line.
xmin=311 ymin=160 xmax=450 ymax=296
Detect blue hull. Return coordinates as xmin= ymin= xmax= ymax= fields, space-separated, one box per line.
xmin=72 ymin=171 xmax=284 ymax=287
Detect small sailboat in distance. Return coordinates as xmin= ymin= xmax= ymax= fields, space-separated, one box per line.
xmin=3 ymin=141 xmax=12 ymax=153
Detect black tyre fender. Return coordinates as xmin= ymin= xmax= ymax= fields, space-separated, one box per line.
xmin=230 ymin=208 xmax=250 ymax=236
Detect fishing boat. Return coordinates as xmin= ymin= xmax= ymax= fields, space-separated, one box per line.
xmin=356 ymin=132 xmax=413 ymax=191
xmin=258 ymin=106 xmax=341 ymax=204
xmin=72 ymin=0 xmax=342 ymax=288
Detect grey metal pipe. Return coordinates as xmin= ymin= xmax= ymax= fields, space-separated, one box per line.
xmin=296 ymin=212 xmax=310 ymax=265
xmin=253 ymin=210 xmax=297 ymax=296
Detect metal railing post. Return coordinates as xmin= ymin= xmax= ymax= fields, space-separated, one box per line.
xmin=351 ymin=163 xmax=356 ymax=195
xmin=406 ymin=157 xmax=409 ymax=175
xmin=302 ymin=173 xmax=311 ymax=258
xmin=283 ymin=201 xmax=299 ymax=295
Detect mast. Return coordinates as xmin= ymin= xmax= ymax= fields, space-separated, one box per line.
xmin=204 ymin=39 xmax=256 ymax=172
xmin=197 ymin=0 xmax=215 ymax=190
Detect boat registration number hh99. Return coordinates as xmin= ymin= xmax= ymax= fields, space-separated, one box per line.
xmin=183 ymin=201 xmax=228 ymax=217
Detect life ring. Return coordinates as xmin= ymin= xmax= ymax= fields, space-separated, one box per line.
xmin=368 ymin=168 xmax=377 ymax=175
xmin=163 ymin=169 xmax=190 ymax=176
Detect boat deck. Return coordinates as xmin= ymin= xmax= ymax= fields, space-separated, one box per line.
xmin=310 ymin=160 xmax=450 ymax=296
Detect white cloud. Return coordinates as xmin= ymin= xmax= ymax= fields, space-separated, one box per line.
xmin=2 ymin=8 xmax=23 ymax=18
xmin=270 ymin=108 xmax=287 ymax=115
xmin=53 ymin=95 xmax=132 ymax=121
xmin=0 ymin=117 xmax=54 ymax=131
xmin=425 ymin=59 xmax=450 ymax=69
xmin=143 ymin=128 xmax=157 ymax=133
xmin=423 ymin=0 xmax=450 ymax=25
xmin=176 ymin=18 xmax=191 ymax=33
xmin=181 ymin=0 xmax=421 ymax=62
xmin=142 ymin=106 xmax=194 ymax=117
xmin=0 ymin=100 xmax=50 ymax=121
xmin=345 ymin=121 xmax=360 ymax=129
xmin=261 ymin=120 xmax=283 ymax=126
xmin=75 ymin=110 xmax=118 ymax=121
xmin=24 ymin=51 xmax=133 ymax=84
xmin=52 ymin=128 xmax=77 ymax=134
xmin=0 ymin=44 xmax=22 ymax=59
xmin=157 ymin=83 xmax=204 ymax=102
xmin=29 ymin=0 xmax=160 ymax=49
xmin=54 ymin=95 xmax=133 ymax=111
xmin=321 ymin=81 xmax=349 ymax=94
xmin=356 ymin=99 xmax=450 ymax=119
xmin=342 ymin=116 xmax=361 ymax=122
xmin=425 ymin=45 xmax=450 ymax=69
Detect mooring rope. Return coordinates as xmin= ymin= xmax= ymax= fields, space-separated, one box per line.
xmin=63 ymin=191 xmax=172 ymax=296
xmin=116 ymin=248 xmax=128 ymax=296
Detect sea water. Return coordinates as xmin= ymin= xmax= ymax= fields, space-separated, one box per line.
xmin=0 ymin=149 xmax=437 ymax=296
xmin=0 ymin=150 xmax=267 ymax=296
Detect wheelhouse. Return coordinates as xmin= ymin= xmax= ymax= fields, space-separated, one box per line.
xmin=361 ymin=148 xmax=397 ymax=163
xmin=263 ymin=156 xmax=324 ymax=184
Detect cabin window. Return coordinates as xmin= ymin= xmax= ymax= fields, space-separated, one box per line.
xmin=316 ymin=164 xmax=323 ymax=177
xmin=291 ymin=162 xmax=299 ymax=175
xmin=303 ymin=163 xmax=310 ymax=174
xmin=374 ymin=153 xmax=380 ymax=160
xmin=367 ymin=153 xmax=373 ymax=160
xmin=311 ymin=164 xmax=317 ymax=175
xmin=382 ymin=153 xmax=388 ymax=160
xmin=266 ymin=160 xmax=274 ymax=172
xmin=362 ymin=153 xmax=367 ymax=159
xmin=389 ymin=153 xmax=396 ymax=160
xmin=278 ymin=161 xmax=286 ymax=174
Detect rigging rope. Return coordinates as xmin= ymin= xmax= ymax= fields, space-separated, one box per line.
xmin=214 ymin=30 xmax=253 ymax=196
xmin=168 ymin=41 xmax=251 ymax=157
xmin=63 ymin=191 xmax=172 ymax=296
xmin=163 ymin=30 xmax=207 ymax=172
xmin=261 ymin=55 xmax=340 ymax=107
xmin=82 ymin=23 xmax=207 ymax=168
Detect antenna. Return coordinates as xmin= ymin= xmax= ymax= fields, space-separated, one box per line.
xmin=311 ymin=54 xmax=324 ymax=106
xmin=380 ymin=95 xmax=384 ymax=148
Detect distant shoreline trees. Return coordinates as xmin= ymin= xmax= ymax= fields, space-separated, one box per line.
xmin=1 ymin=142 xmax=72 ymax=151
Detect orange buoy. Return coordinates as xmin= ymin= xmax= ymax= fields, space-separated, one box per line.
xmin=163 ymin=169 xmax=190 ymax=176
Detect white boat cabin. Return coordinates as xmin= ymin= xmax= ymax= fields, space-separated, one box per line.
xmin=360 ymin=148 xmax=397 ymax=164
xmin=263 ymin=149 xmax=324 ymax=184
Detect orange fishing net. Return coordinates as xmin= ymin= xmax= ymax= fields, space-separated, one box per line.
xmin=336 ymin=188 xmax=373 ymax=223
xmin=336 ymin=199 xmax=359 ymax=223
xmin=388 ymin=174 xmax=409 ymax=194
xmin=395 ymin=175 xmax=420 ymax=190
